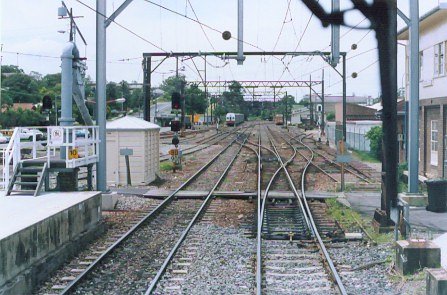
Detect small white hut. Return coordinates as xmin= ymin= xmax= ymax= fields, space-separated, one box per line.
xmin=106 ymin=116 xmax=160 ymax=186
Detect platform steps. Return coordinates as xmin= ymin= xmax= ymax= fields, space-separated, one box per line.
xmin=6 ymin=161 xmax=48 ymax=197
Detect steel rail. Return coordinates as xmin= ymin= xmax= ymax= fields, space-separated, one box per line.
xmin=313 ymin=148 xmax=371 ymax=183
xmin=60 ymin=131 xmax=244 ymax=295
xmin=159 ymin=128 xmax=241 ymax=162
xmin=160 ymin=132 xmax=229 ymax=162
xmin=256 ymin=126 xmax=310 ymax=295
xmin=287 ymin=131 xmax=370 ymax=183
xmin=295 ymin=135 xmax=348 ymax=295
xmin=145 ymin=133 xmax=249 ymax=294
xmin=292 ymin=133 xmax=372 ymax=183
xmin=278 ymin=133 xmax=340 ymax=183
xmin=265 ymin=127 xmax=347 ymax=295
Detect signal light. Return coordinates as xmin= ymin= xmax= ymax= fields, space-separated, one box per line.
xmin=42 ymin=95 xmax=52 ymax=110
xmin=171 ymin=92 xmax=182 ymax=110
xmin=171 ymin=120 xmax=181 ymax=132
xmin=172 ymin=137 xmax=179 ymax=145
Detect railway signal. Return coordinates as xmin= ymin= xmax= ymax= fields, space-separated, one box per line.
xmin=171 ymin=92 xmax=182 ymax=110
xmin=171 ymin=119 xmax=181 ymax=132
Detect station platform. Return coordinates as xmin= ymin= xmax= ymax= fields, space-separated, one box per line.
xmin=0 ymin=191 xmax=103 ymax=294
xmin=343 ymin=191 xmax=447 ymax=233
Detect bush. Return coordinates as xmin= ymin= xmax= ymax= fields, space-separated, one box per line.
xmin=0 ymin=109 xmax=45 ymax=128
xmin=326 ymin=112 xmax=335 ymax=121
xmin=366 ymin=126 xmax=383 ymax=160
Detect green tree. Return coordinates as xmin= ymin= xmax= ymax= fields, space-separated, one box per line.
xmin=185 ymin=84 xmax=208 ymax=120
xmin=1 ymin=65 xmax=24 ymax=74
xmin=220 ymin=81 xmax=246 ymax=118
xmin=277 ymin=94 xmax=296 ymax=122
xmin=0 ymin=109 xmax=45 ymax=128
xmin=326 ymin=112 xmax=335 ymax=121
xmin=366 ymin=126 xmax=383 ymax=160
xmin=2 ymin=73 xmax=40 ymax=103
xmin=159 ymin=75 xmax=186 ymax=100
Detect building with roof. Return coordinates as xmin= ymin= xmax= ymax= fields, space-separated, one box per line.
xmin=302 ymin=94 xmax=374 ymax=115
xmin=398 ymin=4 xmax=447 ymax=178
xmin=106 ymin=116 xmax=160 ymax=186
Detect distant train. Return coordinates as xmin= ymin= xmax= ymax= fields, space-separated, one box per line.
xmin=274 ymin=114 xmax=284 ymax=125
xmin=226 ymin=113 xmax=244 ymax=126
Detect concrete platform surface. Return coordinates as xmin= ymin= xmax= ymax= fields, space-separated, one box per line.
xmin=0 ymin=191 xmax=101 ymax=239
xmin=345 ymin=192 xmax=447 ymax=232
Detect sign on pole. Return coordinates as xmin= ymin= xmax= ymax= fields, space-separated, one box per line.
xmin=49 ymin=127 xmax=64 ymax=146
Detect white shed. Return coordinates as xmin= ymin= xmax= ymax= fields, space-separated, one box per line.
xmin=106 ymin=116 xmax=160 ymax=186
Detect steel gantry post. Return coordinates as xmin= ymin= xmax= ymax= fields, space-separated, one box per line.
xmin=321 ymin=69 xmax=325 ymax=136
xmin=96 ymin=0 xmax=107 ymax=192
xmin=342 ymin=53 xmax=346 ymax=141
xmin=408 ymin=0 xmax=419 ymax=193
xmin=143 ymin=57 xmax=151 ymax=122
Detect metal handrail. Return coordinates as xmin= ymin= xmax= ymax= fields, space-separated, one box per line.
xmin=1 ymin=126 xmax=100 ymax=190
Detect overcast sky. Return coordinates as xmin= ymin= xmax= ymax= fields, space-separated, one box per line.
xmin=0 ymin=0 xmax=442 ymax=100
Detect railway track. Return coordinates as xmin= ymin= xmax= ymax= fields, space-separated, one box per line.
xmin=58 ymin=129 xmax=251 ymax=294
xmin=256 ymin=125 xmax=347 ymax=295
xmin=146 ymin=131 xmax=251 ymax=294
xmin=34 ymin=123 xmax=380 ymax=294
xmin=160 ymin=125 xmax=249 ymax=162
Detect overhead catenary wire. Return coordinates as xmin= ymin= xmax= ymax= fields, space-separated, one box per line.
xmin=1 ymin=50 xmax=163 ymax=65
xmin=186 ymin=0 xmax=215 ymax=51
xmin=74 ymin=0 xmax=167 ymax=52
xmin=276 ymin=0 xmax=318 ymax=81
xmin=326 ymin=59 xmax=378 ymax=89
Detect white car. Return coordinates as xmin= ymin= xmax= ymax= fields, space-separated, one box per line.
xmin=0 ymin=132 xmax=9 ymax=144
xmin=19 ymin=128 xmax=44 ymax=141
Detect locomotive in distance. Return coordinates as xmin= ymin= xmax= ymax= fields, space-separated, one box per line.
xmin=225 ymin=113 xmax=244 ymax=126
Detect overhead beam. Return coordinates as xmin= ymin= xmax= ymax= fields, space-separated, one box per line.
xmin=143 ymin=51 xmax=345 ymax=58
xmin=187 ymin=80 xmax=322 ymax=88
xmin=105 ymin=0 xmax=135 ymax=28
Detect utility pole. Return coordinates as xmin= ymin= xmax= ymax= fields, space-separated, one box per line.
xmin=321 ymin=69 xmax=325 ymax=136
xmin=143 ymin=57 xmax=151 ymax=121
xmin=342 ymin=54 xmax=347 ymax=140
xmin=407 ymin=0 xmax=419 ymax=193
xmin=309 ymin=75 xmax=313 ymax=124
xmin=204 ymin=56 xmax=208 ymax=125
xmin=96 ymin=0 xmax=107 ymax=192
xmin=285 ymin=91 xmax=288 ymax=129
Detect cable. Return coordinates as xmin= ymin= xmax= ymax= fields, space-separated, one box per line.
xmin=277 ymin=0 xmax=318 ymax=80
xmin=271 ymin=0 xmax=293 ymax=53
xmin=187 ymin=0 xmax=215 ymax=51
xmin=74 ymin=0 xmax=167 ymax=52
xmin=326 ymin=59 xmax=378 ymax=89
xmin=143 ymin=0 xmax=272 ymax=53
xmin=1 ymin=50 xmax=158 ymax=65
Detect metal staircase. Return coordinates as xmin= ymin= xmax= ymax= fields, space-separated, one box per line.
xmin=6 ymin=161 xmax=48 ymax=197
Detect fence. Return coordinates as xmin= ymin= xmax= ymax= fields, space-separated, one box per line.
xmin=1 ymin=126 xmax=99 ymax=190
xmin=326 ymin=125 xmax=371 ymax=152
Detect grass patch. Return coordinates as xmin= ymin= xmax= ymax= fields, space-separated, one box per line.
xmin=326 ymin=198 xmax=394 ymax=244
xmin=160 ymin=161 xmax=174 ymax=171
xmin=351 ymin=150 xmax=381 ymax=163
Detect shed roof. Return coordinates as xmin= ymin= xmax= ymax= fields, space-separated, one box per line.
xmin=106 ymin=116 xmax=160 ymax=131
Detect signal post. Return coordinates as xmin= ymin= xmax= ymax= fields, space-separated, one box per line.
xmin=170 ymin=92 xmax=182 ymax=172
